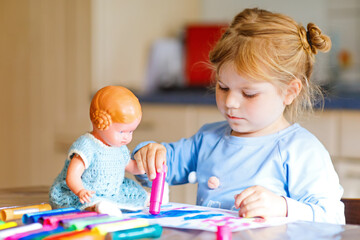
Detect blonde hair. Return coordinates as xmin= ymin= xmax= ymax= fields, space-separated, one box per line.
xmin=90 ymin=86 xmax=142 ymax=130
xmin=209 ymin=8 xmax=331 ymax=122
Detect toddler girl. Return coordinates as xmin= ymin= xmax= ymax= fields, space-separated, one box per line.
xmin=49 ymin=86 xmax=147 ymax=215
xmin=132 ymin=8 xmax=345 ymax=224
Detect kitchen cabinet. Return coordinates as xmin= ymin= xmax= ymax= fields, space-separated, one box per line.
xmin=133 ymin=104 xmax=360 ymax=202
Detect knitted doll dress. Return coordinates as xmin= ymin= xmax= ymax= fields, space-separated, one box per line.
xmin=49 ymin=133 xmax=147 ymax=210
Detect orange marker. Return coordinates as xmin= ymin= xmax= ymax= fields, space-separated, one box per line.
xmin=44 ymin=229 xmax=103 ymax=240
xmin=0 ymin=203 xmax=52 ymax=221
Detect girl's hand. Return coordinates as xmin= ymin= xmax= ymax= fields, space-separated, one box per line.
xmin=77 ymin=189 xmax=95 ymax=204
xmin=234 ymin=185 xmax=287 ymax=218
xmin=133 ymin=143 xmax=166 ymax=180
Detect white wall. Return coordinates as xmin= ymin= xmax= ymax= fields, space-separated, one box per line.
xmin=91 ymin=0 xmax=201 ymax=93
xmin=200 ymin=0 xmax=331 ymax=85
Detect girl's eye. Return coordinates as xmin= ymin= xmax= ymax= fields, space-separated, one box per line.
xmin=243 ymin=92 xmax=258 ymax=98
xmin=217 ymin=84 xmax=229 ymax=91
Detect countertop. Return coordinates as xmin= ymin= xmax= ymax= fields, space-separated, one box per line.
xmin=137 ymin=87 xmax=360 ymax=109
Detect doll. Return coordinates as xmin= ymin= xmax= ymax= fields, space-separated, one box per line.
xmin=49 ymin=86 xmax=148 ymax=216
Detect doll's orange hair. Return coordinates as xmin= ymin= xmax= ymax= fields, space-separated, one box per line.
xmin=90 ymin=86 xmax=141 ymax=130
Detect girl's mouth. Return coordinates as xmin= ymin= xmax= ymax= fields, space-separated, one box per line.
xmin=227 ymin=114 xmax=243 ymax=120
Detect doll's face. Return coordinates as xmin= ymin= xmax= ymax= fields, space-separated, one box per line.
xmin=94 ymin=117 xmax=141 ymax=147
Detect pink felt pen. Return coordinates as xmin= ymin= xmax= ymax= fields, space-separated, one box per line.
xmin=217 ymin=225 xmax=232 ymax=240
xmin=149 ymin=164 xmax=166 ymax=215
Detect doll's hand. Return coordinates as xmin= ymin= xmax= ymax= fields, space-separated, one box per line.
xmin=77 ymin=189 xmax=95 ymax=204
xmin=234 ymin=185 xmax=287 ymax=218
xmin=133 ymin=143 xmax=166 ymax=180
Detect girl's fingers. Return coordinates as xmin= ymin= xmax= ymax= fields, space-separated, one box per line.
xmin=134 ymin=143 xmax=166 ymax=180
xmin=133 ymin=152 xmax=145 ymax=173
xmin=234 ymin=186 xmax=257 ymax=208
xmin=155 ymin=148 xmax=166 ymax=173
xmin=140 ymin=148 xmax=149 ymax=175
xmin=240 ymin=206 xmax=267 ymax=218
xmin=146 ymin=146 xmax=157 ymax=180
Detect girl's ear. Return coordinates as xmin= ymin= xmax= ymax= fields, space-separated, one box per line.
xmin=284 ymin=78 xmax=302 ymax=105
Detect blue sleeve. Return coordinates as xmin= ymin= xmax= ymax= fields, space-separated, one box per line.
xmin=281 ymin=135 xmax=345 ymax=224
xmin=132 ymin=132 xmax=202 ymax=186
xmin=162 ymin=135 xmax=200 ymax=185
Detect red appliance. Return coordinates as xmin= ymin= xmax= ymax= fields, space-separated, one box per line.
xmin=185 ymin=24 xmax=227 ymax=87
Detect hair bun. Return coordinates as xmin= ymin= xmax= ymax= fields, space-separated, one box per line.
xmin=306 ymin=23 xmax=331 ymax=54
xmin=91 ymin=109 xmax=112 ymax=130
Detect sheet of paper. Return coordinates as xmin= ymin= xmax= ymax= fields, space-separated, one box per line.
xmin=122 ymin=202 xmax=293 ymax=232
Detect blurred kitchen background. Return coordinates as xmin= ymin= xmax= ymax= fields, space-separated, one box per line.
xmin=1 ymin=0 xmax=359 ymax=204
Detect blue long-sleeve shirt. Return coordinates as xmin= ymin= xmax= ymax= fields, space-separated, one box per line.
xmin=132 ymin=121 xmax=345 ymax=224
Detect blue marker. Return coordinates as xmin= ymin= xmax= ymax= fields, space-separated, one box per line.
xmin=105 ymin=224 xmax=162 ymax=240
xmin=22 ymin=207 xmax=80 ymax=224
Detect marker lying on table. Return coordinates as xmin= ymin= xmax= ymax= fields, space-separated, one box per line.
xmin=22 ymin=208 xmax=80 ymax=224
xmin=0 ymin=221 xmax=17 ymax=230
xmin=105 ymin=224 xmax=162 ymax=240
xmin=0 ymin=223 xmax=42 ymax=239
xmin=0 ymin=204 xmax=52 ymax=221
xmin=66 ymin=216 xmax=123 ymax=231
xmin=47 ymin=229 xmax=103 ymax=240
xmin=91 ymin=218 xmax=149 ymax=235
xmin=9 ymin=226 xmax=68 ymax=240
xmin=149 ymin=163 xmax=166 ymax=215
xmin=42 ymin=211 xmax=99 ymax=227
xmin=4 ymin=225 xmax=59 ymax=240
xmin=42 ymin=229 xmax=90 ymax=240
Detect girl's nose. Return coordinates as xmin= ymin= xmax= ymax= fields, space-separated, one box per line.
xmin=225 ymin=91 xmax=240 ymax=109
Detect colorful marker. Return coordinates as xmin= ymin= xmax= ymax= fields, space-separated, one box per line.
xmin=105 ymin=224 xmax=162 ymax=240
xmin=0 ymin=220 xmax=5 ymax=225
xmin=149 ymin=163 xmax=166 ymax=215
xmin=57 ymin=230 xmax=103 ymax=240
xmin=0 ymin=223 xmax=43 ymax=239
xmin=66 ymin=216 xmax=123 ymax=231
xmin=0 ymin=204 xmax=52 ymax=221
xmin=13 ymin=226 xmax=68 ymax=240
xmin=4 ymin=225 xmax=58 ymax=240
xmin=22 ymin=208 xmax=80 ymax=224
xmin=85 ymin=218 xmax=134 ymax=230
xmin=59 ymin=214 xmax=109 ymax=229
xmin=42 ymin=212 xmax=99 ymax=227
xmin=42 ymin=229 xmax=90 ymax=240
xmin=0 ymin=221 xmax=17 ymax=230
xmin=216 ymin=225 xmax=232 ymax=240
xmin=92 ymin=218 xmax=149 ymax=235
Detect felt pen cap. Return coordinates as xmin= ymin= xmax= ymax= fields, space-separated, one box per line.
xmin=105 ymin=224 xmax=162 ymax=240
xmin=0 ymin=203 xmax=52 ymax=221
xmin=217 ymin=225 xmax=232 ymax=240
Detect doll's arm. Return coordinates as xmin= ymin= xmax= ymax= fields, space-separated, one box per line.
xmin=66 ymin=154 xmax=95 ymax=203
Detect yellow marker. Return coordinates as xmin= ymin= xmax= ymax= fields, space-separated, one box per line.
xmin=0 ymin=203 xmax=52 ymax=221
xmin=0 ymin=221 xmax=17 ymax=230
xmin=92 ymin=218 xmax=149 ymax=235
